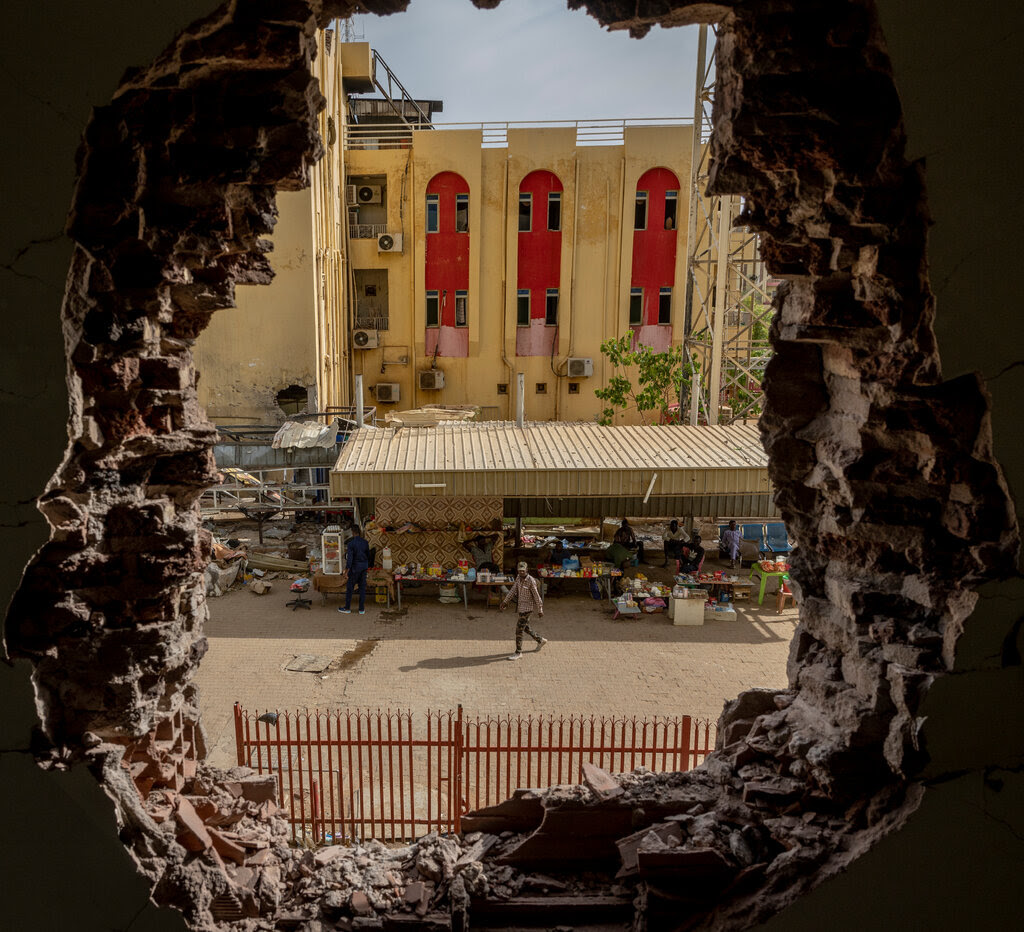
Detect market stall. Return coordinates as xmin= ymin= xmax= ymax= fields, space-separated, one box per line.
xmin=330 ymin=422 xmax=777 ymax=609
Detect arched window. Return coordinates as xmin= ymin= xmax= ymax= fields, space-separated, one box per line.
xmin=424 ymin=172 xmax=470 ymax=357
xmin=515 ymin=170 xmax=563 ymax=357
xmin=630 ymin=167 xmax=680 ymax=350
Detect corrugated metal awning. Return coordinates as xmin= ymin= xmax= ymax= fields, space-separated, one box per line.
xmin=330 ymin=422 xmax=773 ymax=503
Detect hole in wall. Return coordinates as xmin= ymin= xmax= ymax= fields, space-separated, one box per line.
xmin=3 ymin=1 xmax=1019 ymax=929
xmin=276 ymin=383 xmax=309 ymax=416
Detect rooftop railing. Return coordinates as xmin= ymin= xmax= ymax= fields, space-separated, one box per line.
xmin=344 ymin=116 xmax=693 ymax=150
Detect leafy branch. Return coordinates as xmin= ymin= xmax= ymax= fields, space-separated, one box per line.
xmin=593 ymin=335 xmax=696 ymax=425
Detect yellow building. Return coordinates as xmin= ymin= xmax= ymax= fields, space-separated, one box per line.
xmin=196 ymin=36 xmax=694 ymax=425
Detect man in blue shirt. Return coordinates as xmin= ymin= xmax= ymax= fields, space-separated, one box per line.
xmin=338 ymin=526 xmax=371 ymax=614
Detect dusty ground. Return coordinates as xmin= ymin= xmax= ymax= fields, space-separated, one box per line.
xmin=195 ymin=548 xmax=798 ymax=769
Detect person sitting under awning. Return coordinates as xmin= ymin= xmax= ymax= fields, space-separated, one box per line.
xmin=677 ymin=535 xmax=705 ymax=574
xmin=662 ymin=519 xmax=689 ymax=567
xmin=613 ymin=519 xmax=644 ymax=564
xmin=605 ymin=540 xmax=633 ymax=571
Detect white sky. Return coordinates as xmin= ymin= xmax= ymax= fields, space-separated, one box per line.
xmin=347 ymin=0 xmax=700 ymax=125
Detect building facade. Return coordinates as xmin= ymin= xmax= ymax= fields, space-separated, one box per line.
xmin=194 ymin=37 xmax=694 ymax=425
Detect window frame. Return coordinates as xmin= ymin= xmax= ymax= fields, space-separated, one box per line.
xmin=629 ymin=287 xmax=643 ymax=326
xmin=664 ymin=190 xmax=678 ymax=230
xmin=426 ymin=194 xmax=439 ymax=234
xmin=518 ymin=192 xmax=532 ymax=233
xmin=426 ymin=289 xmax=440 ymax=328
xmin=516 ymin=289 xmax=531 ymax=327
xmin=634 ymin=191 xmax=648 ymax=231
xmin=454 ymin=290 xmax=468 ymax=328
xmin=658 ymin=287 xmax=672 ymax=325
xmin=547 ymin=192 xmax=561 ymax=231
xmin=455 ymin=193 xmax=469 ymax=233
xmin=545 ymin=288 xmax=559 ymax=327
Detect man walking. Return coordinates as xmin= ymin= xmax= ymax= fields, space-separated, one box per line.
xmin=499 ymin=561 xmax=548 ymax=661
xmin=338 ymin=525 xmax=371 ymax=615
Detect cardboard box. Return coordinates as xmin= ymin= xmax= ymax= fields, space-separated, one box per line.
xmin=671 ymin=597 xmax=705 ymax=626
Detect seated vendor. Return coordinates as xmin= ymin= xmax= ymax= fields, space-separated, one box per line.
xmin=677 ymin=535 xmax=705 ymax=574
xmin=605 ymin=540 xmax=634 ymax=571
xmin=662 ymin=520 xmax=689 ymax=567
xmin=613 ymin=519 xmax=645 ymax=563
xmin=463 ymin=532 xmax=501 ymax=574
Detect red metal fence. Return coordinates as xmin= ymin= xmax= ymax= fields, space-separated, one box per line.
xmin=233 ymin=704 xmax=717 ymax=844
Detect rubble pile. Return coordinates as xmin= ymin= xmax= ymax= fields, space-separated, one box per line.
xmin=114 ymin=755 xmax=624 ymax=932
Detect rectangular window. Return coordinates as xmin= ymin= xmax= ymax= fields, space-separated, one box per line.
xmin=664 ymin=190 xmax=678 ymax=230
xmin=535 ymin=383 xmax=547 ymax=394
xmin=548 ymin=192 xmax=561 ymax=231
xmin=518 ymin=192 xmax=532 ymax=232
xmin=635 ymin=191 xmax=648 ymax=230
xmin=426 ymin=290 xmax=439 ymax=328
xmin=568 ymin=382 xmax=580 ymax=395
xmin=629 ymin=287 xmax=643 ymax=326
xmin=658 ymin=287 xmax=672 ymax=324
xmin=517 ymin=289 xmax=530 ymax=327
xmin=497 ymin=383 xmax=509 ymax=395
xmin=455 ymin=193 xmax=469 ymax=232
xmin=426 ymin=194 xmax=439 ymax=233
xmin=455 ymin=290 xmax=468 ymax=327
xmin=545 ymin=289 xmax=559 ymax=326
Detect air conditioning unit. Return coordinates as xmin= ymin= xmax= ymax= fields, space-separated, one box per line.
xmin=377 ymin=233 xmax=403 ymax=254
xmin=357 ymin=184 xmax=383 ymax=204
xmin=567 ymin=357 xmax=594 ymax=378
xmin=346 ymin=184 xmax=358 ymax=207
xmin=348 ymin=209 xmax=359 ymax=227
xmin=418 ymin=370 xmax=445 ymax=391
xmin=352 ymin=329 xmax=379 ymax=349
xmin=374 ymin=382 xmax=400 ymax=403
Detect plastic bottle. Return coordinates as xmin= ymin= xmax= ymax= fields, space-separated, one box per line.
xmin=382 ymin=547 xmax=393 ymax=571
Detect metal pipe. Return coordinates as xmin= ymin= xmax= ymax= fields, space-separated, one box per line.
xmin=500 ymin=155 xmax=514 ymax=418
xmin=516 ymin=372 xmax=525 ymax=427
xmin=643 ymin=473 xmax=659 ymax=505
xmin=355 ymin=374 xmax=365 ymax=427
xmin=709 ymin=195 xmax=733 ymax=425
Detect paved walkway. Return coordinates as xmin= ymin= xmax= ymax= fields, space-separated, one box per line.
xmin=195 ymin=563 xmax=798 ymax=768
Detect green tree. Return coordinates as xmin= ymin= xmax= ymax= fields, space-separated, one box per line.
xmin=593 ymin=335 xmax=696 ymax=425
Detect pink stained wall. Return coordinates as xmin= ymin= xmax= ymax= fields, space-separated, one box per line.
xmin=630 ymin=167 xmax=679 ymax=348
xmin=516 ymin=170 xmax=563 ymax=358
xmin=425 ymin=171 xmax=470 ymax=357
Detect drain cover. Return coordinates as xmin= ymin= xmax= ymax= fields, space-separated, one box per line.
xmin=285 ymin=654 xmax=332 ymax=673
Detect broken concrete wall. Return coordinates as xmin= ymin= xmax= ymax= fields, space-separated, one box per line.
xmin=1 ymin=0 xmax=1022 ymax=930
xmin=193 ymin=189 xmax=320 ymax=425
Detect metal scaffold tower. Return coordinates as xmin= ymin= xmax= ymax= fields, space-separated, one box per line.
xmin=682 ymin=26 xmax=775 ymax=426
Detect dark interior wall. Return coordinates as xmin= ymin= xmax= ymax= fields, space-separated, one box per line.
xmin=1 ymin=4 xmax=218 ymax=929
xmin=761 ymin=1 xmax=1024 ymax=926
xmin=0 ymin=1 xmax=1020 ymax=929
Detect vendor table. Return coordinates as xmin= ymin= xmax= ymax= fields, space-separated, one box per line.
xmin=393 ymin=575 xmax=470 ymax=611
xmin=677 ymin=575 xmax=755 ymax=602
xmin=472 ymin=577 xmax=512 ymax=609
xmin=313 ymin=569 xmax=395 ymax=609
xmin=538 ymin=569 xmax=622 ymax=601
xmin=750 ymin=563 xmax=790 ymax=605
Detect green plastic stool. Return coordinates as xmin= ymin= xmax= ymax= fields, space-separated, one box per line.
xmin=751 ymin=563 xmax=789 ymax=605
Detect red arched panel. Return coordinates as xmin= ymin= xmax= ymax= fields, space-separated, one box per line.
xmin=425 ymin=171 xmax=469 ymax=357
xmin=516 ymin=170 xmax=563 ymax=357
xmin=630 ymin=167 xmax=679 ymax=347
